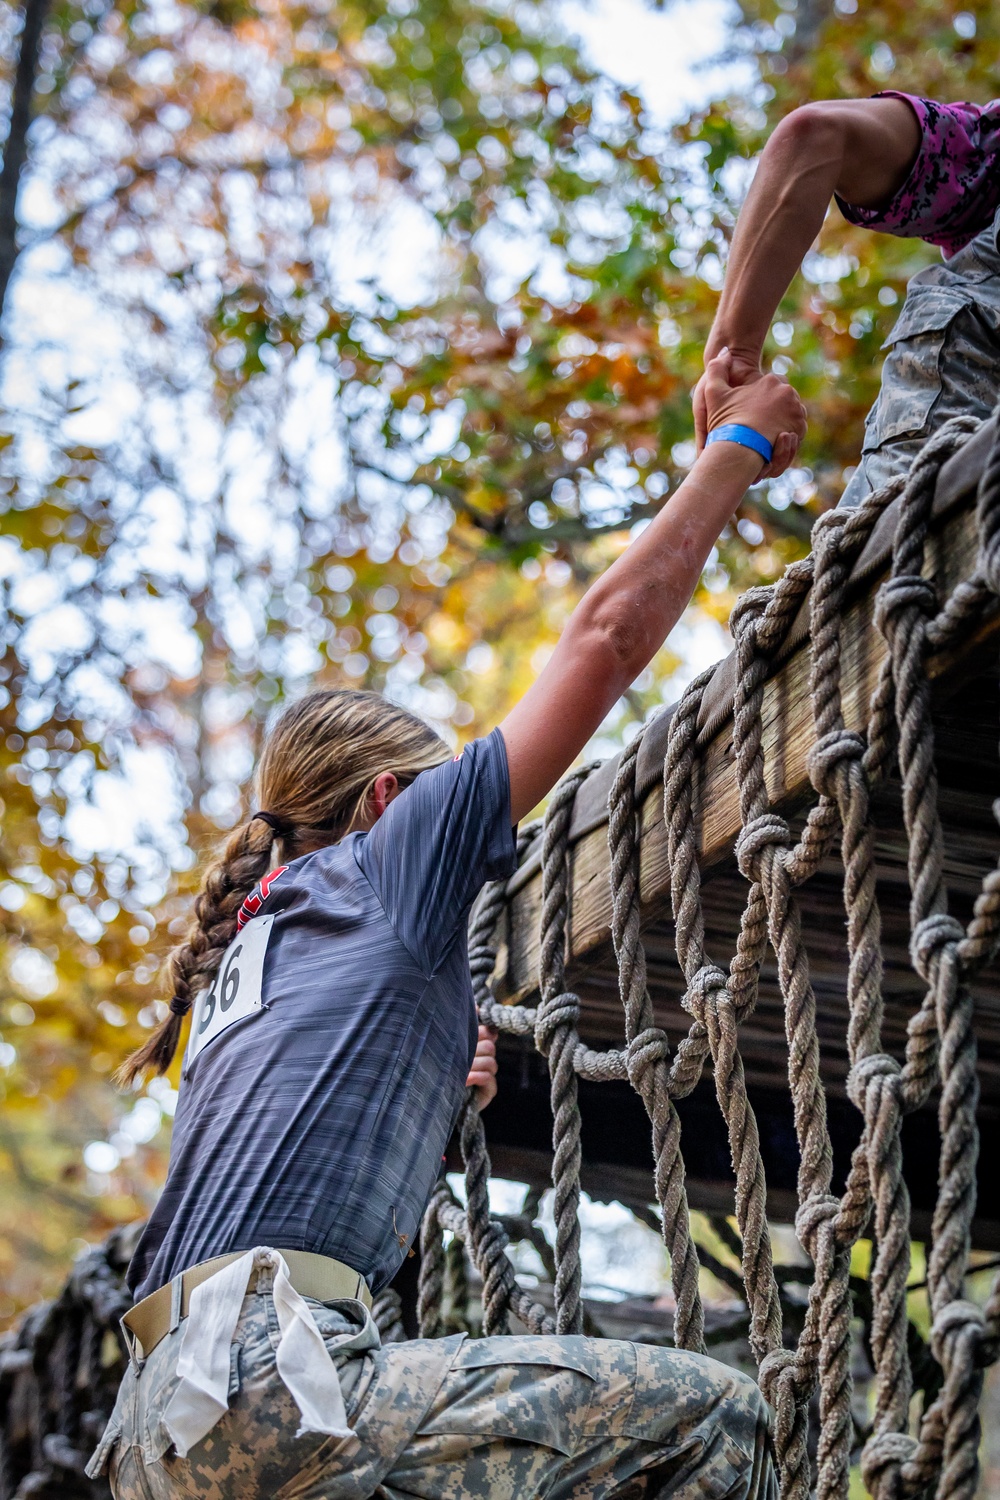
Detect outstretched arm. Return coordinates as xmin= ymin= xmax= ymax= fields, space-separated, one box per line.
xmin=693 ymin=97 xmax=921 ymax=453
xmin=500 ymin=356 xmax=806 ymax=822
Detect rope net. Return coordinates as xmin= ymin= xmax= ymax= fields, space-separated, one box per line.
xmin=3 ymin=419 xmax=1000 ymax=1500
xmin=419 ymin=415 xmax=1000 ymax=1500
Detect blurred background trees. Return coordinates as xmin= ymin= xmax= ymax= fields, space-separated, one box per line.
xmin=0 ymin=0 xmax=997 ymax=1324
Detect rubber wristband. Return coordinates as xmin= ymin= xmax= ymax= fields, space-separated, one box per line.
xmin=705 ymin=423 xmax=773 ymax=465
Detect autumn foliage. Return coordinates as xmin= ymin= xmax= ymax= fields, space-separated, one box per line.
xmin=0 ymin=0 xmax=997 ymax=1320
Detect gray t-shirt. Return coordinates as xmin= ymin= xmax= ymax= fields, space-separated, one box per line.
xmin=128 ymin=729 xmax=515 ymax=1300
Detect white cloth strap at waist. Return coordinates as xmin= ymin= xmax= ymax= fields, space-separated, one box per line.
xmin=163 ymin=1245 xmax=370 ymax=1458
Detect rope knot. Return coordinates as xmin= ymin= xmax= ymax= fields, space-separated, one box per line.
xmin=874 ymin=574 xmax=938 ymax=640
xmin=806 ymin=728 xmax=866 ymax=798
xmin=728 ymin=586 xmax=772 ymax=641
xmin=847 ymin=1052 xmax=901 ymax=1112
xmin=910 ymin=913 xmax=965 ymax=984
xmin=681 ymin=964 xmax=728 ymax=1023
xmin=735 ymin=813 xmax=791 ymax=883
xmin=757 ymin=1347 xmax=793 ymax=1405
xmin=758 ymin=1346 xmax=810 ymax=1406
xmin=794 ymin=1192 xmax=840 ymax=1259
xmin=861 ymin=1431 xmax=919 ymax=1498
xmin=534 ymin=990 xmax=580 ymax=1055
xmin=625 ymin=1027 xmax=670 ymax=1091
xmin=812 ymin=507 xmax=851 ymax=545
xmin=931 ymin=1298 xmax=986 ymax=1365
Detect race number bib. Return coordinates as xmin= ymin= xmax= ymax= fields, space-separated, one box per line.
xmin=184 ymin=914 xmax=275 ymax=1069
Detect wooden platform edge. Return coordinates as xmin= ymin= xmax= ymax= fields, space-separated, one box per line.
xmin=494 ymin=417 xmax=1000 ymax=1005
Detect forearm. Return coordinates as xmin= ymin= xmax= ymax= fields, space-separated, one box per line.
xmin=707 ymin=97 xmax=921 ymax=366
xmin=500 ymin=442 xmax=761 ymax=820
xmin=576 ymin=444 xmax=761 ymax=680
xmin=707 ymin=121 xmax=840 ymax=365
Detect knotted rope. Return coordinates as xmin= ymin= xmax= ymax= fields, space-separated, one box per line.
xmin=417 ymin=414 xmax=1000 ymax=1500
xmin=10 ymin=422 xmax=1000 ymax=1500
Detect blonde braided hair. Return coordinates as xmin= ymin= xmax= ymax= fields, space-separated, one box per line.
xmin=117 ymin=689 xmax=449 ymax=1085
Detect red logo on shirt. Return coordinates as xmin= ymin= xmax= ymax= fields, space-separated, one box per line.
xmin=237 ymin=865 xmax=288 ymax=930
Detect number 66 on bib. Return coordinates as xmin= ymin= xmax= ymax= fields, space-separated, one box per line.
xmin=184 ymin=913 xmax=276 ymax=1070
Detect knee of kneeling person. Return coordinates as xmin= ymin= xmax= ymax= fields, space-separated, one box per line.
xmin=637 ymin=1346 xmax=768 ymax=1430
xmin=703 ymin=1359 xmax=767 ymax=1419
xmin=694 ymin=1357 xmax=770 ymax=1453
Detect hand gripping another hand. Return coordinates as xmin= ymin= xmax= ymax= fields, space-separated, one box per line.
xmin=696 ymin=348 xmax=808 ymax=481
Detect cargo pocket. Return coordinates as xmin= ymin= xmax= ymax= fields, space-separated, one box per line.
xmin=622 ymin=1345 xmax=772 ymax=1499
xmin=862 ymin=290 xmax=970 ymax=453
xmin=139 ymin=1336 xmax=243 ymax=1464
xmin=421 ymin=1336 xmax=598 ymax=1456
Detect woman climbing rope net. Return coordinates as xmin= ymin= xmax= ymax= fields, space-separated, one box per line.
xmin=86 ymin=354 xmax=804 ymax=1500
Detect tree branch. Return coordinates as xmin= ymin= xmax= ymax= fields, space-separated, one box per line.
xmin=0 ymin=0 xmax=51 ymax=341
xmin=355 ymin=450 xmax=662 ymax=552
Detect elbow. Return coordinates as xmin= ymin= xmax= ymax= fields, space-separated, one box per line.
xmin=768 ymin=102 xmax=847 ymax=174
xmin=576 ymin=587 xmax=658 ymax=686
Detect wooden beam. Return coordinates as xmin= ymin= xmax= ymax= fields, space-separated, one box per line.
xmin=494 ymin=419 xmax=1000 ymax=1006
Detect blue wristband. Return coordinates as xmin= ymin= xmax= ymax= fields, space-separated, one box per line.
xmin=705 ymin=423 xmax=773 ymax=465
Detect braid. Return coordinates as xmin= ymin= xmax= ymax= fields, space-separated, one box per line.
xmin=115 ymin=818 xmax=276 ymax=1087
xmin=116 ymin=688 xmax=450 ymax=1088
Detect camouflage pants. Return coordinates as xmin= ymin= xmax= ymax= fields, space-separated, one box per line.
xmin=840 ymin=212 xmax=1000 ymax=508
xmin=92 ymin=1288 xmax=776 ymax=1499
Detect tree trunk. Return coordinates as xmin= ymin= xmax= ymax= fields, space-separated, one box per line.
xmin=0 ymin=0 xmax=51 ymax=341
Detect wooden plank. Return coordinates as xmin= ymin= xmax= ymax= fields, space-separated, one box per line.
xmin=495 ymin=424 xmax=1000 ymax=1007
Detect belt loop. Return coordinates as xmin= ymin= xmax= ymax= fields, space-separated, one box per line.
xmin=169 ymin=1273 xmax=183 ymax=1334
xmin=120 ymin=1317 xmax=143 ymax=1375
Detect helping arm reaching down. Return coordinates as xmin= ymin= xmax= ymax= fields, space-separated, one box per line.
xmin=693 ymin=96 xmax=921 ymax=462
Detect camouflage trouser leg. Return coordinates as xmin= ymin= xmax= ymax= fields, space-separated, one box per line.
xmin=376 ymin=1334 xmax=776 ymax=1500
xmin=96 ymin=1292 xmax=775 ymax=1500
xmin=840 ymin=219 xmax=1000 ymax=510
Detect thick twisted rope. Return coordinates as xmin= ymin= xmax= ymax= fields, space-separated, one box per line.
xmin=414 ymin=412 xmax=1000 ymax=1500
xmin=807 ymin=482 xmax=904 ymax=1500
xmin=536 ymin=766 xmax=594 ymax=1334
xmin=372 ymin=1288 xmax=406 ymax=1345
xmin=664 ymin=666 xmax=779 ymax=1369
xmin=0 ymin=1228 xmax=136 ymax=1497
xmin=865 ymin=416 xmax=1000 ymax=1500
xmin=608 ymin=732 xmax=706 ymax=1353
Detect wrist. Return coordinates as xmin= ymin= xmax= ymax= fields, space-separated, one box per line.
xmin=693 ymin=436 xmax=764 ymax=488
xmin=705 ymin=423 xmax=773 ymax=466
xmin=703 ymin=328 xmax=764 ymax=372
